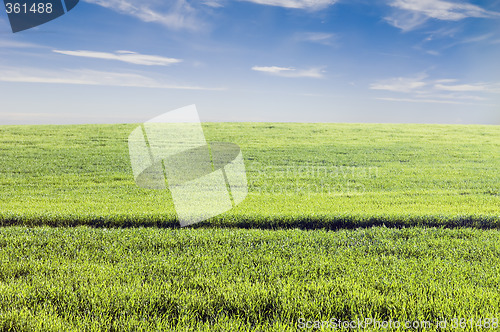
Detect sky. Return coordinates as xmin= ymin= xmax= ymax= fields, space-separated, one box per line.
xmin=0 ymin=0 xmax=499 ymax=124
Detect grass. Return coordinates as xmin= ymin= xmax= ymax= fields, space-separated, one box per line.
xmin=1 ymin=123 xmax=499 ymax=331
xmin=0 ymin=123 xmax=498 ymax=228
xmin=2 ymin=226 xmax=500 ymax=331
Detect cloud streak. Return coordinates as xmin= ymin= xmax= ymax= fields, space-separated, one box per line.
xmin=385 ymin=0 xmax=500 ymax=31
xmin=0 ymin=112 xmax=147 ymax=124
xmin=371 ymin=73 xmax=500 ymax=105
xmin=295 ymin=32 xmax=337 ymax=46
xmin=435 ymin=83 xmax=500 ymax=93
xmin=53 ymin=50 xmax=182 ymax=66
xmin=252 ymin=65 xmax=324 ymax=78
xmin=202 ymin=0 xmax=224 ymax=7
xmin=239 ymin=0 xmax=337 ymax=10
xmin=0 ymin=66 xmax=223 ymax=90
xmin=376 ymin=97 xmax=476 ymax=105
xmin=0 ymin=39 xmax=43 ymax=48
xmin=82 ymin=0 xmax=200 ymax=30
xmin=370 ymin=74 xmax=428 ymax=93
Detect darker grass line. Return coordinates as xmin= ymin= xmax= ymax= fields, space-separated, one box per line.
xmin=0 ymin=214 xmax=499 ymax=230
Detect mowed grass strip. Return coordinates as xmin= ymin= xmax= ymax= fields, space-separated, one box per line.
xmin=0 ymin=123 xmax=499 ymax=228
xmin=1 ymin=227 xmax=500 ymax=331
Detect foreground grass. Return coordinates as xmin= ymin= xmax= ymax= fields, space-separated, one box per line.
xmin=1 ymin=226 xmax=500 ymax=331
xmin=0 ymin=123 xmax=499 ymax=227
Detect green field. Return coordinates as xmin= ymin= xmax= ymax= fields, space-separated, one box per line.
xmin=0 ymin=123 xmax=499 ymax=227
xmin=2 ymin=227 xmax=500 ymax=331
xmin=1 ymin=123 xmax=499 ymax=331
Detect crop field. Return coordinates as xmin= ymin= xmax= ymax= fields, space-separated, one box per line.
xmin=0 ymin=123 xmax=499 ymax=331
xmin=2 ymin=227 xmax=500 ymax=331
xmin=0 ymin=123 xmax=499 ymax=228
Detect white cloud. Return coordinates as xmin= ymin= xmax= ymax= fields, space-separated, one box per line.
xmin=295 ymin=32 xmax=337 ymax=45
xmin=370 ymin=74 xmax=428 ymax=93
xmin=53 ymin=50 xmax=182 ymax=66
xmin=252 ymin=65 xmax=324 ymax=78
xmin=371 ymin=73 xmax=500 ymax=105
xmin=376 ymin=97 xmax=471 ymax=105
xmin=0 ymin=40 xmax=42 ymax=48
xmin=82 ymin=0 xmax=200 ymax=30
xmin=0 ymin=112 xmax=146 ymax=124
xmin=435 ymin=83 xmax=500 ymax=93
xmin=415 ymin=29 xmax=495 ymax=55
xmin=384 ymin=11 xmax=429 ymax=32
xmin=0 ymin=66 xmax=223 ymax=90
xmin=426 ymin=26 xmax=462 ymax=39
xmin=202 ymin=0 xmax=224 ymax=7
xmin=440 ymin=33 xmax=495 ymax=49
xmin=391 ymin=0 xmax=498 ymax=20
xmin=252 ymin=66 xmax=294 ymax=74
xmin=431 ymin=93 xmax=488 ymax=101
xmin=435 ymin=79 xmax=459 ymax=83
xmin=239 ymin=0 xmax=337 ymax=10
xmin=386 ymin=0 xmax=500 ymax=31
xmin=426 ymin=50 xmax=440 ymax=56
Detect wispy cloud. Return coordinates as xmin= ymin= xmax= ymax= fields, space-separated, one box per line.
xmin=82 ymin=0 xmax=200 ymax=30
xmin=385 ymin=0 xmax=500 ymax=31
xmin=371 ymin=73 xmax=500 ymax=105
xmin=295 ymin=32 xmax=337 ymax=46
xmin=425 ymin=50 xmax=440 ymax=56
xmin=425 ymin=26 xmax=462 ymax=39
xmin=0 ymin=66 xmax=224 ymax=90
xmin=53 ymin=50 xmax=182 ymax=66
xmin=0 ymin=112 xmax=147 ymax=125
xmin=0 ymin=39 xmax=43 ymax=48
xmin=435 ymin=82 xmax=500 ymax=93
xmin=435 ymin=79 xmax=458 ymax=83
xmin=202 ymin=0 xmax=224 ymax=8
xmin=252 ymin=65 xmax=325 ymax=78
xmin=370 ymin=74 xmax=428 ymax=93
xmin=441 ymin=33 xmax=495 ymax=49
xmin=376 ymin=97 xmax=475 ymax=105
xmin=384 ymin=11 xmax=429 ymax=32
xmin=239 ymin=0 xmax=337 ymax=10
xmin=415 ymin=27 xmax=495 ymax=55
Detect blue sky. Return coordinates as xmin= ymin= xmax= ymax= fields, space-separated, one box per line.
xmin=0 ymin=0 xmax=499 ymax=124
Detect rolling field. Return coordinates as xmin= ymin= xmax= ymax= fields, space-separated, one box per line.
xmin=0 ymin=123 xmax=499 ymax=331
